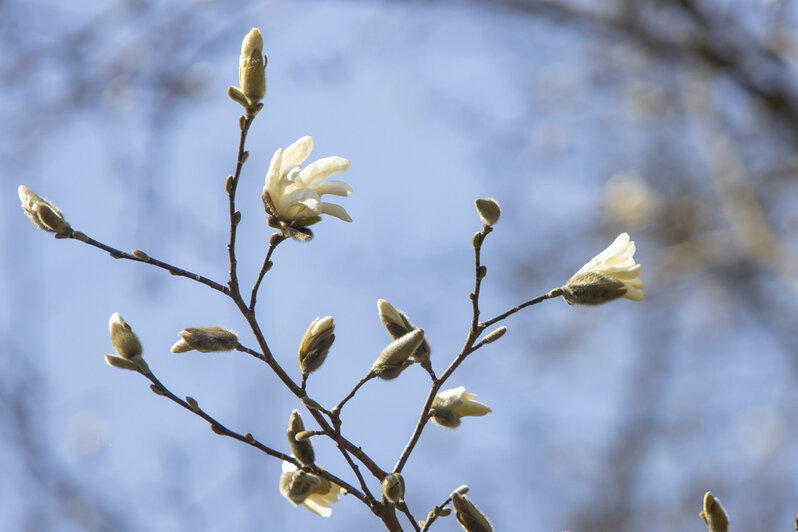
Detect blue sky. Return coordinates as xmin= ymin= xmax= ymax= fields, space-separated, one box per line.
xmin=4 ymin=1 xmax=798 ymax=531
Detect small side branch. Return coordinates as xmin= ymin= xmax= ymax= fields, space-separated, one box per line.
xmin=72 ymin=232 xmax=228 ymax=294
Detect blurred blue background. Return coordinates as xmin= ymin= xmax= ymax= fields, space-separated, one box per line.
xmin=3 ymin=0 xmax=798 ymax=530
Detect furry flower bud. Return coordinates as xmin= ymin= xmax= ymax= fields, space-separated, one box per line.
xmin=452 ymin=492 xmax=493 ymax=532
xmin=297 ymin=316 xmax=335 ymax=377
xmin=170 ymin=326 xmax=239 ymax=353
xmin=287 ymin=410 xmax=315 ymax=466
xmin=18 ymin=185 xmax=71 ymax=236
xmin=381 ymin=473 xmax=405 ymax=504
xmin=474 ymin=198 xmax=501 ymax=226
xmin=377 ymin=299 xmax=430 ymax=362
xmin=430 ymin=386 xmax=491 ymax=428
xmin=371 ymin=328 xmax=425 ymax=380
xmin=108 ymin=313 xmax=142 ymax=360
xmin=699 ymin=492 xmax=729 ymax=532
xmin=238 ymin=28 xmax=266 ymax=105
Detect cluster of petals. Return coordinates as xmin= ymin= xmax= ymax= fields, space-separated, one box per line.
xmin=566 ymin=232 xmax=644 ymax=302
xmin=262 ymin=136 xmax=352 ymax=223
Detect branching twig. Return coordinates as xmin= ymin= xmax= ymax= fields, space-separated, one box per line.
xmin=138 ymin=364 xmax=369 ymax=506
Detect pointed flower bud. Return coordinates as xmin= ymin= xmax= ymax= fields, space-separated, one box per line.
xmin=480 ymin=326 xmax=506 ymax=344
xmin=452 ymin=492 xmax=493 ymax=532
xmin=280 ymin=460 xmax=344 ymax=517
xmin=377 ymin=299 xmax=431 ymax=362
xmin=699 ymin=492 xmax=729 ymax=532
xmin=238 ymin=28 xmax=266 ymax=105
xmin=381 ymin=473 xmax=405 ymax=504
xmin=170 ymin=326 xmax=238 ymax=353
xmin=561 ymin=232 xmax=644 ymax=305
xmin=287 ymin=410 xmax=315 ymax=466
xmin=371 ymin=328 xmax=425 ymax=380
xmin=108 ymin=313 xmax=142 ymax=360
xmin=18 ymin=185 xmax=71 ymax=236
xmin=474 ymin=198 xmax=501 ymax=226
xmin=430 ymin=386 xmax=492 ymax=428
xmin=297 ymin=316 xmax=335 ymax=377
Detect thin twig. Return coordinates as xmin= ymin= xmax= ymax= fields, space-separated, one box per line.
xmin=396 ymin=501 xmax=421 ymax=532
xmin=226 ymin=107 xmax=260 ymax=298
xmin=72 ymin=232 xmax=228 ymax=294
xmin=249 ymin=233 xmax=286 ymax=312
xmin=479 ymin=290 xmax=558 ymax=329
xmin=138 ymin=365 xmax=368 ymax=505
xmin=333 ymin=372 xmax=376 ymax=413
xmin=419 ymin=493 xmax=456 ymax=532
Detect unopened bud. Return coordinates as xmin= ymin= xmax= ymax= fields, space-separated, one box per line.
xmin=371 ymin=329 xmax=425 ymax=380
xmin=452 ymin=492 xmax=493 ymax=532
xmin=300 ymin=396 xmax=324 ymax=411
xmin=238 ymin=28 xmax=266 ymax=105
xmin=104 ymin=354 xmax=138 ymax=371
xmin=381 ymin=473 xmax=405 ymax=504
xmin=699 ymin=492 xmax=729 ymax=532
xmin=474 ymin=198 xmax=501 ymax=226
xmin=294 ymin=430 xmax=316 ymax=441
xmin=108 ymin=313 xmax=142 ymax=360
xmin=437 ymin=507 xmax=452 ymax=517
xmin=287 ymin=410 xmax=315 ymax=466
xmin=297 ymin=316 xmax=335 ymax=377
xmin=377 ymin=300 xmax=431 ymax=362
xmin=481 ymin=326 xmax=506 ymax=344
xmin=186 ymin=396 xmax=200 ymax=412
xmin=18 ymin=185 xmax=72 ymax=235
xmin=171 ymin=326 xmax=238 ymax=353
xmin=131 ymin=249 xmax=150 ymax=261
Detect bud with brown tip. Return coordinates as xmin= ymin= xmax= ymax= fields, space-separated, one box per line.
xmin=287 ymin=409 xmax=315 ymax=466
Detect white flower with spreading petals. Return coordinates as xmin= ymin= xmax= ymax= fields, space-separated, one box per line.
xmin=430 ymin=386 xmax=492 ymax=428
xmin=562 ymin=232 xmax=644 ymax=305
xmin=262 ymin=136 xmax=352 ymax=223
xmin=280 ymin=461 xmax=344 ymax=518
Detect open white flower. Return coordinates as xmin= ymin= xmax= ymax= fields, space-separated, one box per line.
xmin=561 ymin=232 xmax=644 ymax=305
xmin=280 ymin=460 xmax=344 ymax=518
xmin=262 ymin=136 xmax=352 ymax=223
xmin=430 ymin=386 xmax=492 ymax=428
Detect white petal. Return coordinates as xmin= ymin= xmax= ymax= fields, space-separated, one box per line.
xmin=299 ymin=156 xmax=351 ymax=185
xmin=265 ymin=148 xmax=284 ymax=202
xmin=281 ymin=189 xmax=322 ymax=218
xmin=302 ymin=498 xmax=333 ymax=518
xmin=312 ymin=180 xmax=353 ymax=197
xmin=321 ymin=202 xmax=352 ymax=222
xmin=282 ymin=136 xmax=314 ymax=172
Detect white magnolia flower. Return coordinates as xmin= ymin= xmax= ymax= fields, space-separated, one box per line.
xmin=280 ymin=460 xmax=344 ymax=518
xmin=262 ymin=136 xmax=352 ymax=223
xmin=561 ymin=232 xmax=644 ymax=305
xmin=430 ymin=386 xmax=492 ymax=428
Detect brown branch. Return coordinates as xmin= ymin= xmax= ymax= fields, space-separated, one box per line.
xmin=138 ymin=364 xmax=369 ymax=506
xmin=71 ymin=232 xmax=229 ymax=294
